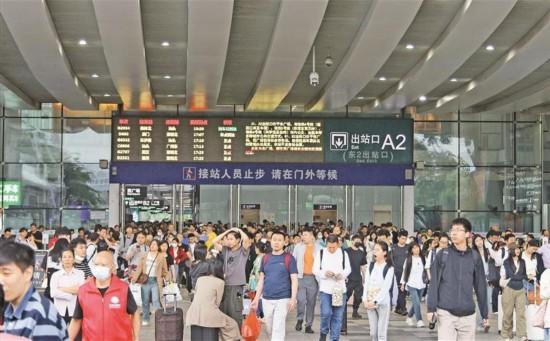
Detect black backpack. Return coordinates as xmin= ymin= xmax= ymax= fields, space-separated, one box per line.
xmin=368 ymin=262 xmax=398 ymax=307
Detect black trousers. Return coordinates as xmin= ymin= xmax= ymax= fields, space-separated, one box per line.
xmin=491 ymin=285 xmax=500 ymax=313
xmin=395 ymin=271 xmax=407 ymax=312
xmin=190 ymin=326 xmax=219 ymax=341
xmin=341 ymin=279 xmax=364 ymax=332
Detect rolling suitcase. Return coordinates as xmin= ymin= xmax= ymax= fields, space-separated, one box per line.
xmin=155 ymin=293 xmax=184 ymax=341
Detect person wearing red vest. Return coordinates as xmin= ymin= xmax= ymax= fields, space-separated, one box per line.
xmin=68 ymin=251 xmax=140 ymax=341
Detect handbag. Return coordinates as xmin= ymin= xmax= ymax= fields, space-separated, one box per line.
xmin=136 ymin=253 xmax=158 ymax=284
xmin=533 ymin=299 xmax=548 ymax=329
xmin=528 ymin=283 xmax=543 ymax=305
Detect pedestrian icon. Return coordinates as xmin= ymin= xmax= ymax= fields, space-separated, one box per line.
xmin=330 ymin=132 xmax=348 ymax=151
xmin=183 ymin=167 xmax=196 ymax=180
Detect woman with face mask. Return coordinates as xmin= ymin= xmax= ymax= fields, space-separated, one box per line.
xmin=132 ymin=239 xmax=169 ymax=326
xmin=50 ymin=248 xmax=85 ymax=325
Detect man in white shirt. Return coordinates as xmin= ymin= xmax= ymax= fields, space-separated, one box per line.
xmin=313 ymin=234 xmax=351 ymax=341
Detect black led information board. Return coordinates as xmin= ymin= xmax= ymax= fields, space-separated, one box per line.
xmin=112 ymin=117 xmax=413 ymax=165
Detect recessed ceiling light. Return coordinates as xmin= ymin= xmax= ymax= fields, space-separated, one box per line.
xmin=485 ymin=45 xmax=495 ymax=51
xmin=91 ymin=74 xmax=99 ymax=78
xmin=78 ymin=39 xmax=87 ymax=46
xmin=161 ymin=41 xmax=170 ymax=47
xmin=163 ymin=75 xmax=171 ymax=79
xmin=419 ymin=95 xmax=427 ymax=102
xmin=103 ymin=93 xmax=111 ymax=97
xmin=450 ymin=78 xmax=457 ymax=82
xmin=378 ymin=76 xmax=386 ymax=81
xmin=405 ymin=44 xmax=414 ymax=50
xmin=167 ymin=94 xmax=173 ymax=97
xmin=357 ymin=96 xmax=365 ymax=100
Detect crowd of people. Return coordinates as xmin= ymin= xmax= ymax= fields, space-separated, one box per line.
xmin=0 ymin=218 xmax=549 ymax=340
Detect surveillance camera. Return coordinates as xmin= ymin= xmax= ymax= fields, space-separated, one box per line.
xmin=325 ymin=56 xmax=333 ymax=67
xmin=309 ymin=71 xmax=319 ymax=87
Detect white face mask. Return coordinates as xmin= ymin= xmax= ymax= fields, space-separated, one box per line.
xmin=171 ymin=243 xmax=177 ymax=248
xmin=92 ymin=265 xmax=111 ymax=281
xmin=75 ymin=255 xmax=85 ymax=262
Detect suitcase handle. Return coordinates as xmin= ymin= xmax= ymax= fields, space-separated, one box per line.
xmin=163 ymin=293 xmax=178 ymax=314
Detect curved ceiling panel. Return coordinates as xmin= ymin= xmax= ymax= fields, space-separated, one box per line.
xmin=306 ymin=0 xmax=422 ymax=112
xmin=368 ymin=0 xmax=517 ymax=112
xmin=0 ymin=75 xmax=38 ymax=109
xmin=186 ymin=0 xmax=234 ymax=111
xmin=0 ymin=0 xmax=97 ymax=110
xmin=426 ymin=9 xmax=550 ymax=114
xmin=92 ymin=0 xmax=153 ymax=110
xmin=245 ymin=0 xmax=329 ymax=112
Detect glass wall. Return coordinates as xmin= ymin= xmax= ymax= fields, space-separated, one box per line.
xmin=1 ymin=104 xmax=114 ymax=229
xmin=414 ymin=111 xmax=542 ymax=232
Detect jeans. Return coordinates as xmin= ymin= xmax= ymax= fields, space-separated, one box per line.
xmin=545 ymin=327 xmax=550 ymax=341
xmin=320 ymin=292 xmax=346 ymax=341
xmin=262 ymin=298 xmax=289 ymax=341
xmin=141 ymin=277 xmax=160 ymax=322
xmin=407 ymin=286 xmax=423 ymax=322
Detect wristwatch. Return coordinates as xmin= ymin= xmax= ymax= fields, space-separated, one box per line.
xmin=374 ymin=300 xmax=378 ymax=305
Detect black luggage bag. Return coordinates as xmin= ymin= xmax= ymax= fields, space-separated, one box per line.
xmin=155 ymin=293 xmax=184 ymax=341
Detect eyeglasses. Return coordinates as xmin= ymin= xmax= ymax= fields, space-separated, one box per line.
xmin=450 ymin=227 xmax=466 ymax=233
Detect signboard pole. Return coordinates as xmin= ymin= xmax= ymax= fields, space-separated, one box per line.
xmin=120 ymin=184 xmax=126 ymax=229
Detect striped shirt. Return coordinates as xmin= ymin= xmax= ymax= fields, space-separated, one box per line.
xmin=74 ymin=258 xmax=93 ymax=279
xmin=3 ymin=286 xmax=68 ymax=340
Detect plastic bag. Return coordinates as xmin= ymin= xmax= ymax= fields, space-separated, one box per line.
xmin=162 ymin=282 xmax=183 ymax=303
xmin=241 ymin=309 xmax=261 ymax=341
xmin=129 ymin=283 xmax=142 ymax=306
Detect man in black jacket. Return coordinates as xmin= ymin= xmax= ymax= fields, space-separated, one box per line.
xmin=427 ymin=218 xmax=488 ymax=341
xmin=391 ymin=229 xmax=409 ymax=315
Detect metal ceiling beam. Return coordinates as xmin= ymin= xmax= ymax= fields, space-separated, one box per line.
xmin=245 ymin=0 xmax=329 ymax=112
xmin=423 ymin=9 xmax=550 ymax=115
xmin=306 ymin=0 xmax=422 ymax=112
xmin=472 ymin=76 xmax=550 ymax=114
xmin=92 ymin=0 xmax=154 ymax=111
xmin=0 ymin=0 xmax=97 ymax=110
xmin=186 ymin=0 xmax=234 ymax=111
xmin=364 ymin=0 xmax=517 ymax=112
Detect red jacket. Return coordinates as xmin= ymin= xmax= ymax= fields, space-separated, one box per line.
xmin=78 ymin=275 xmax=133 ymax=341
xmin=169 ymin=246 xmax=188 ymax=264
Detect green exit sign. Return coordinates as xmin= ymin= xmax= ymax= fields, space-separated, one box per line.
xmin=1 ymin=181 xmax=22 ymax=208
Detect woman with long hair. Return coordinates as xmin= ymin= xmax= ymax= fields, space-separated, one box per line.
xmin=362 ymin=241 xmax=394 ymax=341
xmin=500 ymin=243 xmax=528 ymax=341
xmin=472 ymin=234 xmax=492 ymax=331
xmin=364 ymin=231 xmax=377 ymax=265
xmin=132 ymin=239 xmax=168 ymax=326
xmin=159 ymin=240 xmax=174 ymax=282
xmin=400 ymin=242 xmax=427 ymax=328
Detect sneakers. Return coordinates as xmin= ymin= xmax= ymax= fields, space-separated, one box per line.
xmin=142 ymin=320 xmax=149 ymax=326
xmin=351 ymin=312 xmax=362 ymax=319
xmin=305 ymin=326 xmax=314 ymax=334
xmin=417 ymin=320 xmax=425 ymax=328
xmin=406 ymin=317 xmax=414 ymax=326
xmin=295 ymin=320 xmax=303 ymax=331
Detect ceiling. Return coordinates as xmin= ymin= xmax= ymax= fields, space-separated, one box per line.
xmin=1 ymin=0 xmax=550 ymax=116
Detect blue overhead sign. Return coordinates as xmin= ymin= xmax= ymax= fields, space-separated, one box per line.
xmin=110 ymin=162 xmax=414 ymax=186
